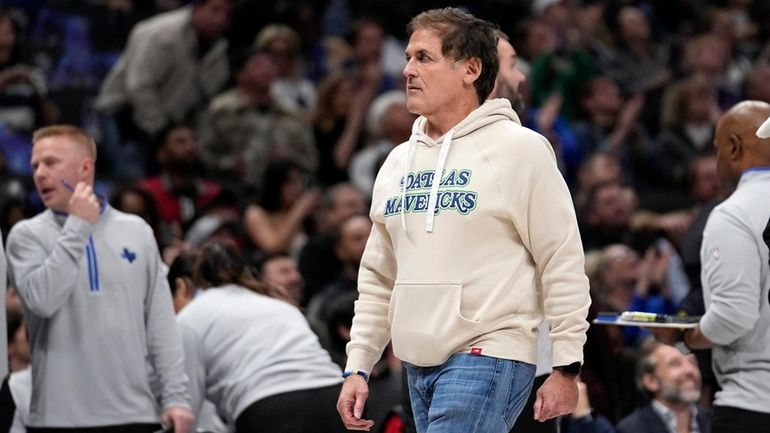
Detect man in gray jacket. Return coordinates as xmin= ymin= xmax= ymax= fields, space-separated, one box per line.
xmin=6 ymin=125 xmax=193 ymax=433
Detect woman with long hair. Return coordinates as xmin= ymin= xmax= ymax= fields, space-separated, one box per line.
xmin=176 ymin=241 xmax=346 ymax=433
xmin=243 ymin=159 xmax=320 ymax=256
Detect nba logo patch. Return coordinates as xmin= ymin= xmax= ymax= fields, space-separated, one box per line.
xmin=712 ymin=247 xmax=720 ymax=262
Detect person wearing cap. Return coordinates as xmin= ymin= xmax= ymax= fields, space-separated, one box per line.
xmin=336 ymin=8 xmax=591 ymax=433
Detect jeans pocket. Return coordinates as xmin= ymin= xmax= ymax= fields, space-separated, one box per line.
xmin=389 ymin=280 xmax=483 ymax=366
xmin=502 ymin=361 xmax=536 ymax=430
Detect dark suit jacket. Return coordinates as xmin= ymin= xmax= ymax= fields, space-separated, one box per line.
xmin=617 ymin=404 xmax=711 ymax=433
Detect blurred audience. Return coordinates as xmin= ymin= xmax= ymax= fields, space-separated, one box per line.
xmin=96 ymin=0 xmax=233 ymax=179
xmin=199 ymin=48 xmax=316 ymax=194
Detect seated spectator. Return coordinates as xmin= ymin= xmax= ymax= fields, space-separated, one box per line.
xmin=243 ymin=159 xmax=320 ymax=257
xmin=652 ymin=76 xmax=719 ymax=207
xmin=703 ymin=8 xmax=754 ymax=108
xmin=182 ymin=188 xmax=244 ymax=255
xmin=139 ymin=123 xmax=221 ymax=245
xmin=525 ymin=8 xmax=597 ymax=123
xmin=579 ymin=181 xmax=639 ymax=250
xmin=199 ymin=48 xmax=316 ymax=194
xmin=744 ymin=63 xmax=770 ymax=104
xmin=176 ymin=241 xmax=347 ymax=432
xmin=572 ymin=76 xmax=653 ymax=190
xmin=616 ymin=339 xmax=711 ymax=433
xmin=6 ymin=307 xmax=30 ymax=433
xmin=6 ymin=308 xmax=28 ymax=374
xmin=259 ymin=253 xmax=305 ymax=307
xmin=681 ymin=34 xmax=734 ymax=111
xmin=349 ymin=90 xmax=414 ymax=198
xmin=254 ymin=24 xmax=317 ymax=115
xmin=95 ymin=0 xmax=233 ymax=179
xmin=590 ymin=243 xmax=678 ymax=346
xmin=312 ymin=72 xmax=376 ymax=186
xmin=111 ymin=183 xmax=161 ymax=241
xmin=580 ymin=180 xmax=694 ymax=257
xmin=574 ymin=151 xmax=624 ymax=208
xmin=298 ymin=183 xmax=366 ymax=302
xmin=342 ymin=17 xmax=400 ymax=95
xmin=307 ymin=214 xmax=371 ymax=323
xmin=602 ymin=6 xmax=672 ymax=133
xmin=0 ymin=8 xmax=53 ymax=138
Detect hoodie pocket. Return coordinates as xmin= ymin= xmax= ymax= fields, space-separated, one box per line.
xmin=388 ymin=280 xmax=483 ymax=366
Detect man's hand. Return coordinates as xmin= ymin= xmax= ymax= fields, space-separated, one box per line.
xmin=68 ymin=182 xmax=100 ymax=224
xmin=161 ymin=406 xmax=194 ymax=433
xmin=533 ymin=370 xmax=579 ymax=421
xmin=336 ymin=375 xmax=375 ymax=431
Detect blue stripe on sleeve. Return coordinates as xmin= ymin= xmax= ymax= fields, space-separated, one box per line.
xmin=90 ymin=236 xmax=100 ymax=292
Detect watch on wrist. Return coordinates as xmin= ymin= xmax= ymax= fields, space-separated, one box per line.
xmin=553 ymin=361 xmax=582 ymax=377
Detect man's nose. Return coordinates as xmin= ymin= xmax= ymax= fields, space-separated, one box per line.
xmin=34 ymin=165 xmax=47 ymax=180
xmin=403 ymin=58 xmax=416 ymax=77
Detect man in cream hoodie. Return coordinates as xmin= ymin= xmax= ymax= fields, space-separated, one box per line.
xmin=336 ymin=8 xmax=591 ymax=433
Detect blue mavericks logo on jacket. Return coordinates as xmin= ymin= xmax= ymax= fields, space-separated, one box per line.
xmin=384 ymin=169 xmax=478 ymax=216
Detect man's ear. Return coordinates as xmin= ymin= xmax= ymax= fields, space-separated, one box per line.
xmin=641 ymin=373 xmax=659 ymax=394
xmin=728 ymin=133 xmax=743 ymax=162
xmin=463 ymin=57 xmax=482 ymax=86
xmin=80 ymin=157 xmax=95 ymax=179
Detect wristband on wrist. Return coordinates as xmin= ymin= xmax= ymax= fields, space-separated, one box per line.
xmin=342 ymin=369 xmax=370 ymax=382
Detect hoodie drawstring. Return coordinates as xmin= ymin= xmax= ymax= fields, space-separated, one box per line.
xmin=425 ymin=129 xmax=454 ymax=233
xmin=400 ymin=134 xmax=416 ymax=232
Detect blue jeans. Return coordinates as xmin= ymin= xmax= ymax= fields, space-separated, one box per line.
xmin=405 ymin=353 xmax=536 ymax=433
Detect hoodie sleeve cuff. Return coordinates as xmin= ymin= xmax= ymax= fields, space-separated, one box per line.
xmin=551 ymin=340 xmax=584 ymax=367
xmin=345 ymin=346 xmax=380 ymax=374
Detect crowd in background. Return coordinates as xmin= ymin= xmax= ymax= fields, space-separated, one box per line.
xmin=4 ymin=0 xmax=770 ymax=431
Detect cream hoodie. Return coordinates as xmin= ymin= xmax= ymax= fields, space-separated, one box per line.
xmin=345 ymin=99 xmax=590 ymax=372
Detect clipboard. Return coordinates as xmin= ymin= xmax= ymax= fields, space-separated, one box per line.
xmin=593 ymin=312 xmax=700 ymax=329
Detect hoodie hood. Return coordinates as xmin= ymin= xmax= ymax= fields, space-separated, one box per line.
xmin=410 ymin=98 xmax=521 ymax=145
xmin=400 ymin=98 xmax=522 ymax=234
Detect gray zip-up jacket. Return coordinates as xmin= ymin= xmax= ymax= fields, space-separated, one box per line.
xmin=6 ymin=206 xmax=190 ymax=427
xmin=700 ymin=169 xmax=770 ymax=414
